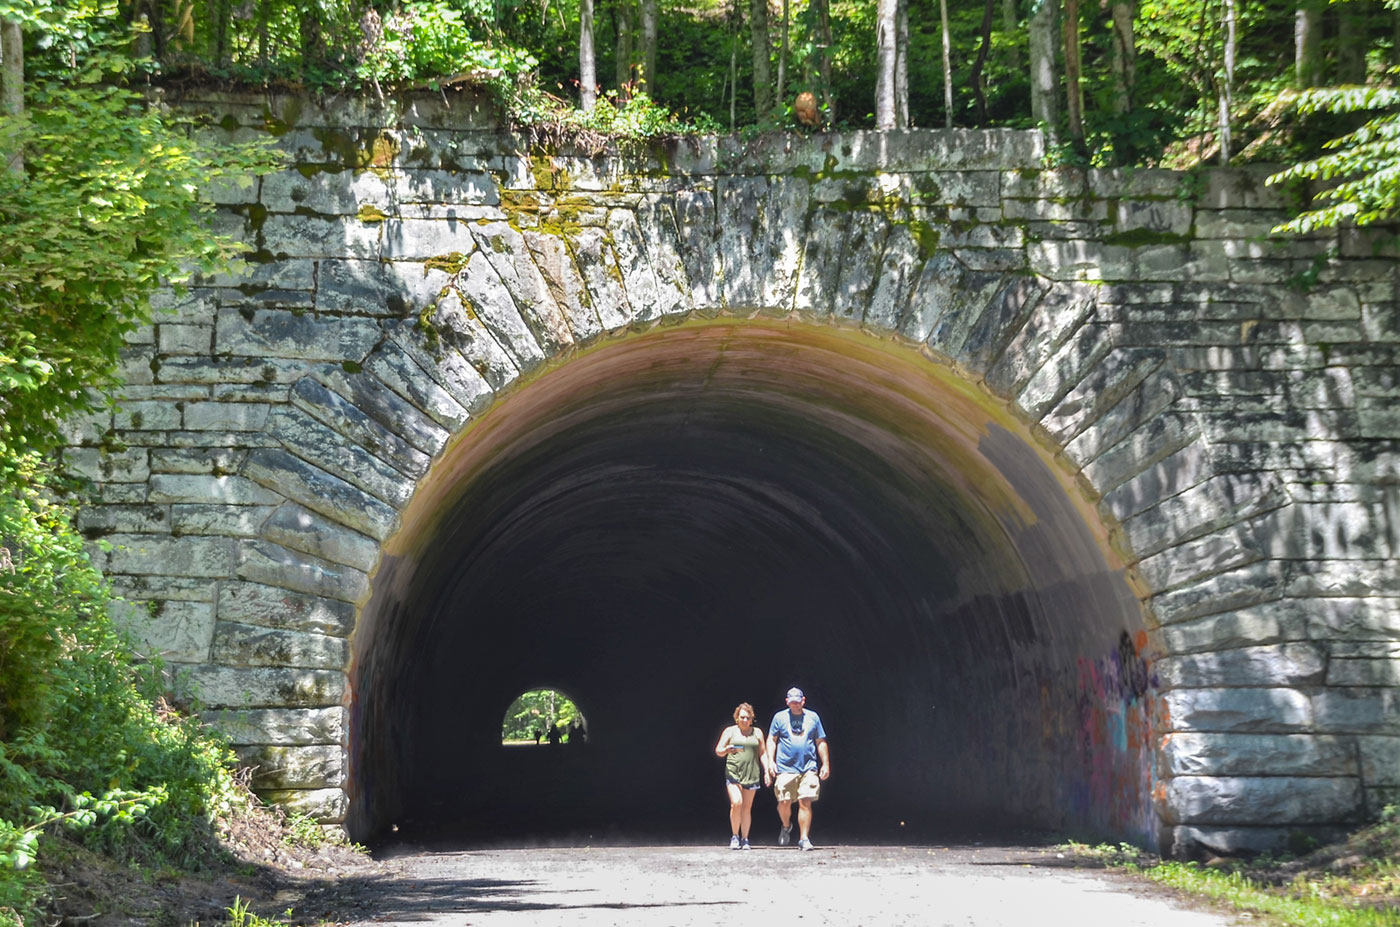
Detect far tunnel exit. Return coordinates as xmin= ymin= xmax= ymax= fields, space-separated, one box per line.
xmin=347 ymin=321 xmax=1160 ymax=850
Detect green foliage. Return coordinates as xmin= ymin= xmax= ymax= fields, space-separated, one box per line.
xmin=226 ymin=895 xmax=293 ymax=927
xmin=502 ymin=689 xmax=582 ymax=741
xmin=0 ymin=76 xmax=277 ymax=464
xmin=1269 ymin=81 xmax=1400 ymax=233
xmin=355 ymin=0 xmax=538 ymax=89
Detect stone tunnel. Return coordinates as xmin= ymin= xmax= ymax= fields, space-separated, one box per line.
xmin=68 ymin=88 xmax=1400 ymax=858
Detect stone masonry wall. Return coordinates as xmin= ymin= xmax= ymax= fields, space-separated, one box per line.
xmin=66 ymin=88 xmax=1400 ymax=854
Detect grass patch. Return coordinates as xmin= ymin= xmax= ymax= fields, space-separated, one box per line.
xmin=1062 ymin=808 xmax=1400 ymax=927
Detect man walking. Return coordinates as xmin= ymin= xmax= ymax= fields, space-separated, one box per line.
xmin=767 ymin=686 xmax=830 ymax=851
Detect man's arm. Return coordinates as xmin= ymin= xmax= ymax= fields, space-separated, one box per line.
xmin=816 ymin=738 xmax=830 ymax=780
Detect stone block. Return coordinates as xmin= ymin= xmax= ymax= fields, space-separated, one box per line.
xmin=1314 ymin=688 xmax=1400 ymax=734
xmin=365 ymin=343 xmax=471 ymax=432
xmin=865 ymin=226 xmax=924 ymax=333
xmin=381 ymin=217 xmax=478 ymax=261
xmin=237 ymin=539 xmax=370 ymax=605
xmin=213 ymin=621 xmax=350 ymax=670
xmin=523 ymin=230 xmax=604 ymax=344
xmin=149 ymin=474 xmax=283 ymax=506
xmin=1017 ymin=323 xmax=1114 ymax=419
xmin=1163 ymin=776 xmax=1362 ymax=826
xmin=182 ymin=401 xmax=272 ymax=432
xmin=1064 ymin=370 xmax=1181 ymax=468
xmin=1163 ymin=686 xmax=1312 ymax=733
xmin=1117 ymin=199 xmax=1193 ymax=237
xmin=1158 ymin=733 xmax=1356 ymax=777
xmin=455 ymin=250 xmax=547 ymax=373
xmin=175 ymin=664 xmax=346 ymax=710
xmin=217 ymin=582 xmax=356 ymax=636
xmin=1155 ymin=643 xmax=1327 ymax=689
xmin=473 ymin=220 xmax=578 ymax=349
xmin=1290 ymin=561 xmax=1400 ymax=598
xmin=215 ymin=308 xmax=382 ymax=362
xmin=149 ymin=448 xmax=247 ymax=475
xmin=267 ymin=406 xmax=417 ymax=508
xmin=290 ymin=376 xmax=433 ymax=475
xmin=243 ymin=448 xmax=399 ymax=541
xmin=254 ymin=787 xmax=345 ymax=823
xmin=154 ymin=356 xmax=310 ymax=386
xmin=261 ymin=213 xmax=382 ymax=260
xmin=1358 ymin=736 xmax=1400 ymax=786
xmin=158 ymin=323 xmax=214 ymax=355
xmin=169 ymin=504 xmax=276 ymax=538
xmin=114 ymin=399 xmax=182 ymax=431
xmin=793 ymin=207 xmax=848 ymax=317
xmin=831 ymin=211 xmax=891 ymax=321
xmin=1027 ymin=240 xmax=1135 ymax=281
xmin=64 ymin=447 xmax=151 ymax=483
xmin=1121 ymin=472 xmax=1289 ymax=559
xmin=261 ymin=502 xmax=380 ymax=574
xmin=1328 ymin=659 xmax=1400 ymax=687
xmin=1158 ymin=602 xmax=1306 ymax=655
xmin=77 ymin=504 xmax=170 ymax=536
xmin=110 ymin=598 xmax=217 ymax=663
xmin=236 ymin=744 xmax=344 ymax=790
xmin=957 ymin=276 xmax=1049 ymax=376
xmin=99 ymin=534 xmax=237 ymax=578
xmin=1136 ymin=523 xmax=1264 ymax=593
xmin=921 ymin=268 xmax=1006 ymax=360
xmin=1082 ymin=412 xmax=1201 ymax=495
xmin=1040 ymin=347 xmax=1163 ymax=444
xmin=566 ymin=224 xmax=632 ymax=331
xmin=197 ymin=257 xmax=317 ymax=292
xmin=205 ymin=706 xmax=344 ymax=746
xmin=316 ymin=366 xmax=452 ymax=457
xmin=1151 ymin=561 xmax=1288 ymax=625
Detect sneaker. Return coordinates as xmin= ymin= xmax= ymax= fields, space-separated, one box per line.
xmin=741 ymin=838 xmax=752 ymax=850
xmin=798 ymin=837 xmax=815 ymax=851
xmin=729 ymin=835 xmax=742 ymax=850
xmin=778 ymin=825 xmax=792 ymax=847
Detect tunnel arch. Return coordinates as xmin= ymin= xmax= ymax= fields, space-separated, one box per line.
xmin=346 ymin=317 xmax=1162 ymax=848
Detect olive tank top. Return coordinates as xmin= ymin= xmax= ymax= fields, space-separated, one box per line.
xmin=725 ymin=729 xmax=761 ymax=786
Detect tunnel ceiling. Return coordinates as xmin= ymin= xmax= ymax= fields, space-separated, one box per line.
xmin=351 ymin=321 xmax=1154 ymax=845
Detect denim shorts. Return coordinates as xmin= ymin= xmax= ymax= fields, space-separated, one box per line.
xmin=726 ymin=777 xmax=761 ymax=790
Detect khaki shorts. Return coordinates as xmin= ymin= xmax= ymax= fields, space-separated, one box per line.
xmin=774 ymin=770 xmax=821 ymax=803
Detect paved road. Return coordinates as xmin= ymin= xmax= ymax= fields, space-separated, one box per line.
xmin=319 ymin=843 xmax=1237 ymax=926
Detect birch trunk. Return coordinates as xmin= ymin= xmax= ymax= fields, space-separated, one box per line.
xmin=777 ymin=0 xmax=789 ymax=113
xmin=1109 ymin=0 xmax=1135 ymax=113
xmin=1294 ymin=0 xmax=1321 ymax=87
xmin=580 ymin=0 xmax=597 ymax=109
xmin=897 ymin=0 xmax=909 ymax=127
xmin=1218 ymin=0 xmax=1235 ymax=164
xmin=939 ymin=0 xmax=952 ymax=126
xmin=1029 ymin=0 xmax=1059 ymax=135
xmin=874 ymin=0 xmax=897 ymax=129
xmin=751 ymin=0 xmax=771 ymax=119
xmin=640 ymin=0 xmax=657 ymax=89
xmin=1 ymin=18 xmax=21 ymax=175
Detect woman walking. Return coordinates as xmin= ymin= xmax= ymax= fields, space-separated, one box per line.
xmin=714 ymin=702 xmax=774 ymax=849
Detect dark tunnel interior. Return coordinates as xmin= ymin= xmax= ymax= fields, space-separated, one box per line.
xmin=348 ymin=321 xmax=1159 ymax=850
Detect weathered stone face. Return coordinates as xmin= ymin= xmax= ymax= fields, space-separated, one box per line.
xmin=76 ymin=88 xmax=1399 ymax=856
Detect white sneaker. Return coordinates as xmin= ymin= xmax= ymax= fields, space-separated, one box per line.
xmin=729 ymin=835 xmax=742 ymax=850
xmin=798 ymin=837 xmax=815 ymax=851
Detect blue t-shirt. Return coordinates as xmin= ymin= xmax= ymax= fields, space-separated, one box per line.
xmin=769 ymin=709 xmax=827 ymax=774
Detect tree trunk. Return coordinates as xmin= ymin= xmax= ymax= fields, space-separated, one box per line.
xmin=729 ymin=0 xmax=739 ymax=129
xmin=214 ymin=0 xmax=231 ymax=66
xmin=580 ymin=0 xmax=597 ymax=109
xmin=776 ymin=0 xmax=789 ymax=113
xmin=897 ymin=0 xmax=910 ymax=126
xmin=1063 ymin=0 xmax=1084 ymax=146
xmin=816 ymin=0 xmax=834 ymax=120
xmin=971 ymin=0 xmax=996 ymax=125
xmin=1029 ymin=0 xmax=1059 ymax=135
xmin=1218 ymin=0 xmax=1235 ymax=164
xmin=1294 ymin=0 xmax=1321 ymax=88
xmin=1003 ymin=0 xmax=1020 ymax=73
xmin=1337 ymin=0 xmax=1367 ymax=84
xmin=299 ymin=3 xmax=323 ymax=76
xmin=939 ymin=0 xmax=952 ymax=126
xmin=875 ymin=0 xmax=897 ymax=128
xmin=640 ymin=0 xmax=657 ymax=90
xmin=1109 ymin=0 xmax=1135 ymax=113
xmin=751 ymin=0 xmax=771 ymax=119
xmin=615 ymin=0 xmax=633 ymax=93
xmin=1 ymin=18 xmax=22 ymax=175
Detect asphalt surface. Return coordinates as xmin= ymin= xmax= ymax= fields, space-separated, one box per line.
xmin=325 ymin=842 xmax=1238 ymax=926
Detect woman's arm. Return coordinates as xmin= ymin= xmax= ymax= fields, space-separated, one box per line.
xmin=714 ymin=725 xmax=736 ymax=758
xmin=757 ymin=729 xmax=775 ymax=784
